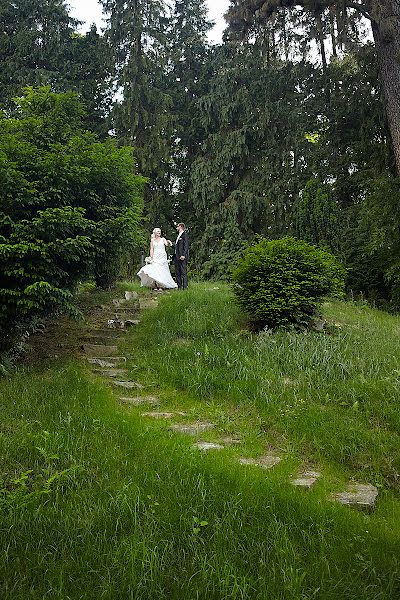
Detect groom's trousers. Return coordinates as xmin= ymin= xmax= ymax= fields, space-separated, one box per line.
xmin=175 ymin=259 xmax=188 ymax=289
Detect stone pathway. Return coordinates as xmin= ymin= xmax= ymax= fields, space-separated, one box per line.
xmin=87 ymin=357 xmax=127 ymax=368
xmin=239 ymin=455 xmax=282 ymax=469
xmin=170 ymin=422 xmax=215 ymax=435
xmin=119 ymin=396 xmax=161 ymax=406
xmin=194 ymin=442 xmax=224 ymax=451
xmin=81 ymin=289 xmax=380 ymax=513
xmin=140 ymin=411 xmax=188 ymax=419
xmin=332 ymin=482 xmax=379 ymax=511
xmin=290 ymin=471 xmax=321 ymax=489
xmin=83 ymin=344 xmax=118 ymax=356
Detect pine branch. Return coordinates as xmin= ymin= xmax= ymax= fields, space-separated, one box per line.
xmin=227 ymin=1 xmax=371 ymax=27
xmin=344 ymin=2 xmax=371 ymax=21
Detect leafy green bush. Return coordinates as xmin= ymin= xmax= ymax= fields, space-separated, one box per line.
xmin=231 ymin=237 xmax=345 ymax=328
xmin=0 ymin=86 xmax=144 ymax=351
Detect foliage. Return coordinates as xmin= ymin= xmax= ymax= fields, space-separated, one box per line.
xmin=166 ymin=0 xmax=213 ymax=227
xmin=200 ymin=223 xmax=249 ymax=282
xmin=66 ymin=26 xmax=113 ymax=137
xmin=189 ymin=44 xmax=316 ymax=275
xmin=343 ymin=175 xmax=400 ymax=309
xmin=226 ymin=0 xmax=400 ymax=177
xmin=232 ymin=237 xmax=345 ymax=327
xmin=102 ymin=0 xmax=213 ymax=230
xmin=292 ymin=177 xmax=342 ymax=251
xmin=0 ymin=3 xmax=112 ymax=137
xmin=0 ymin=87 xmax=144 ymax=351
xmin=0 ymin=0 xmax=77 ymax=107
xmin=101 ymin=0 xmax=173 ymax=225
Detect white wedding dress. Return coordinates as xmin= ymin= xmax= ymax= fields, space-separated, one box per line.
xmin=137 ymin=238 xmax=178 ymax=289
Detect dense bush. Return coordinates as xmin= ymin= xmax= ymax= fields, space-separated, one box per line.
xmin=231 ymin=237 xmax=345 ymax=328
xmin=0 ymin=86 xmax=144 ymax=351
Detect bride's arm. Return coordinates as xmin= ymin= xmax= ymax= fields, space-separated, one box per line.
xmin=150 ymin=240 xmax=154 ymax=258
xmin=164 ymin=238 xmax=173 ymax=247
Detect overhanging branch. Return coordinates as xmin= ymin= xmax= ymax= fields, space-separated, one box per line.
xmin=226 ymin=1 xmax=372 ymax=28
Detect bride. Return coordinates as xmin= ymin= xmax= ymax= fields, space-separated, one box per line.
xmin=137 ymin=228 xmax=178 ymax=290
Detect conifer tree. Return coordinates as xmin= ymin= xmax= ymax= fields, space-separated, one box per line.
xmin=100 ymin=0 xmax=173 ymax=224
xmin=0 ymin=0 xmax=77 ymax=106
xmin=67 ymin=25 xmax=113 ymax=137
xmin=226 ymin=0 xmax=400 ymax=175
xmin=167 ymin=0 xmax=213 ymax=225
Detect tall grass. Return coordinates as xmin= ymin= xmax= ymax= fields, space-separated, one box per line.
xmin=131 ymin=284 xmax=400 ymax=488
xmin=1 ymin=283 xmax=399 ymax=598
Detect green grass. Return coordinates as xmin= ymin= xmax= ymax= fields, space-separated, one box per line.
xmin=131 ymin=284 xmax=400 ymax=488
xmin=1 ymin=282 xmax=399 ymax=599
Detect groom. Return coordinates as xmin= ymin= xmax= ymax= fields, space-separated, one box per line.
xmin=174 ymin=223 xmax=189 ymax=289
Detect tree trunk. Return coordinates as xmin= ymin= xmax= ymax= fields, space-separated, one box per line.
xmin=329 ymin=10 xmax=337 ymax=57
xmin=369 ymin=0 xmax=400 ymax=175
xmin=315 ymin=13 xmax=328 ymax=73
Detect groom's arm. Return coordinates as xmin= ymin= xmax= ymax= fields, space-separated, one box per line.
xmin=182 ymin=232 xmax=189 ymax=259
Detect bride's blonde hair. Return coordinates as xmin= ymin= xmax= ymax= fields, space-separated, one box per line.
xmin=151 ymin=227 xmax=162 ymax=241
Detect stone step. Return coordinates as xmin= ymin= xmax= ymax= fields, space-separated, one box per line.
xmin=86 ymin=356 xmax=127 ymax=367
xmin=124 ymin=319 xmax=141 ymax=328
xmin=113 ymin=310 xmax=140 ymax=318
xmin=332 ymin=482 xmax=378 ymax=511
xmin=218 ymin=436 xmax=242 ymax=446
xmin=82 ymin=335 xmax=122 ymax=345
xmin=82 ymin=344 xmax=118 ymax=356
xmin=125 ymin=291 xmax=139 ymax=301
xmin=106 ymin=320 xmax=126 ymax=330
xmin=119 ymin=396 xmax=161 ymax=406
xmin=291 ymin=470 xmax=321 ymax=489
xmin=170 ymin=422 xmax=214 ymax=435
xmin=113 ymin=380 xmax=144 ymax=390
xmin=112 ymin=299 xmax=125 ymax=308
xmin=82 ymin=329 xmax=123 ymax=339
xmin=194 ymin=441 xmax=224 ymax=451
xmin=239 ymin=455 xmax=281 ymax=469
xmin=95 ymin=368 xmax=129 ymax=378
xmin=141 ymin=411 xmax=187 ymax=419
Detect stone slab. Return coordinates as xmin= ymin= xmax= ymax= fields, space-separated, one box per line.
xmin=112 ymin=299 xmax=126 ymax=308
xmin=219 ymin=436 xmax=242 ymax=446
xmin=239 ymin=455 xmax=281 ymax=469
xmin=107 ymin=319 xmax=124 ymax=330
xmin=86 ymin=356 xmax=127 ymax=367
xmin=114 ymin=310 xmax=140 ymax=318
xmin=141 ymin=412 xmax=176 ymax=419
xmin=82 ymin=344 xmax=118 ymax=356
xmin=84 ymin=335 xmax=121 ymax=345
xmin=170 ymin=422 xmax=214 ymax=435
xmin=125 ymin=291 xmax=139 ymax=301
xmin=113 ymin=380 xmax=144 ymax=390
xmin=332 ymin=483 xmax=379 ymax=511
xmin=194 ymin=442 xmax=224 ymax=451
xmin=124 ymin=320 xmax=141 ymax=327
xmin=96 ymin=369 xmax=129 ymax=378
xmin=119 ymin=396 xmax=160 ymax=406
xmin=291 ymin=471 xmax=321 ymax=489
xmin=82 ymin=329 xmax=122 ymax=338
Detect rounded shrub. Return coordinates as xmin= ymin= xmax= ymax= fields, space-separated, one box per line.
xmin=231 ymin=237 xmax=345 ymax=328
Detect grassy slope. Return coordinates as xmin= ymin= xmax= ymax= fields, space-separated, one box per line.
xmin=0 ymin=283 xmax=399 ymax=599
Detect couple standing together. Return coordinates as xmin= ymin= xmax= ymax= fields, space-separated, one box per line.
xmin=137 ymin=223 xmax=189 ymax=290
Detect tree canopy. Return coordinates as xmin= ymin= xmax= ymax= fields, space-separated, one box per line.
xmin=0 ymin=87 xmax=144 ymax=350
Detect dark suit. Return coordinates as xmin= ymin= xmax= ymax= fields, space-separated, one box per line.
xmin=174 ymin=230 xmax=189 ymax=289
